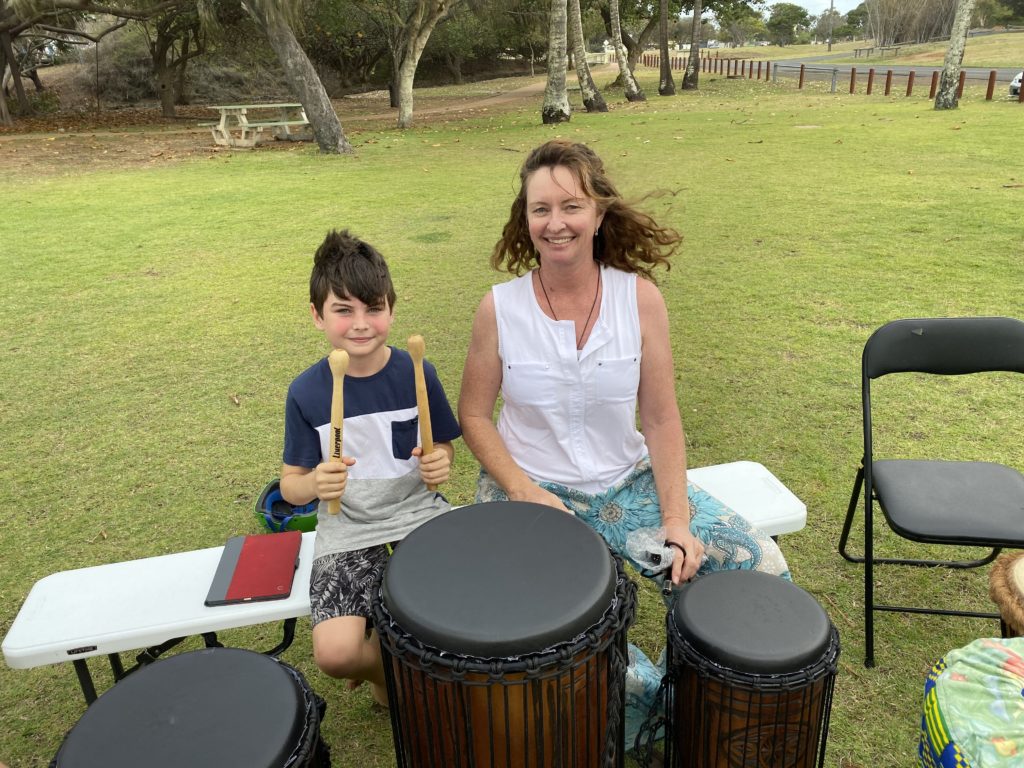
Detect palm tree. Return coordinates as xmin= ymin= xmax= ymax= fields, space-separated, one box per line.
xmin=609 ymin=0 xmax=644 ymax=101
xmin=934 ymin=0 xmax=976 ymax=110
xmin=541 ymin=0 xmax=571 ymax=123
xmin=658 ymin=0 xmax=674 ymax=95
xmin=682 ymin=0 xmax=702 ymax=90
xmin=568 ymin=0 xmax=607 ymax=111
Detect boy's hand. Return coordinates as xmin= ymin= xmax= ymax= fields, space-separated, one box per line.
xmin=412 ymin=446 xmax=450 ymax=487
xmin=314 ymin=457 xmax=355 ymax=502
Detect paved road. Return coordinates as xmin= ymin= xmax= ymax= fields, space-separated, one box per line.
xmin=768 ymin=52 xmax=1021 ymax=87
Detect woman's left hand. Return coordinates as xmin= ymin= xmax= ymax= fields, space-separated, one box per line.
xmin=664 ymin=519 xmax=704 ymax=584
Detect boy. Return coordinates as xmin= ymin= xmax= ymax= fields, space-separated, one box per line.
xmin=280 ymin=229 xmax=460 ymax=706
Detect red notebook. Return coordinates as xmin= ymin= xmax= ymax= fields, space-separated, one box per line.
xmin=204 ymin=531 xmax=301 ymax=607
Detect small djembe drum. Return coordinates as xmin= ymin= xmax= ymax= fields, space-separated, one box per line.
xmin=371 ymin=501 xmax=636 ymax=768
xmin=51 ymin=647 xmax=329 ymax=768
xmin=664 ymin=570 xmax=840 ymax=768
xmin=989 ymin=551 xmax=1024 ymax=638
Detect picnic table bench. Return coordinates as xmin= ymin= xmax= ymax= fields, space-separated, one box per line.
xmin=203 ymin=103 xmax=311 ymax=149
xmin=3 ymin=461 xmax=805 ymax=706
xmin=878 ymin=45 xmax=901 ymax=57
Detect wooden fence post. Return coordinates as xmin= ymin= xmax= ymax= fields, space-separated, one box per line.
xmin=957 ymin=70 xmax=966 ymax=98
xmin=985 ymin=70 xmax=996 ymax=100
xmin=757 ymin=61 xmax=762 ymax=79
xmin=867 ymin=68 xmax=875 ymax=95
xmin=929 ymin=71 xmax=939 ymax=98
xmin=906 ymin=71 xmax=915 ymax=97
xmin=799 ymin=64 xmax=806 ymax=89
xmin=850 ymin=67 xmax=857 ymax=94
xmin=884 ymin=69 xmax=893 ymax=95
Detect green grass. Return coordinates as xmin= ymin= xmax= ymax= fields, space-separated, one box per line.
xmin=2 ymin=71 xmax=1023 ymax=768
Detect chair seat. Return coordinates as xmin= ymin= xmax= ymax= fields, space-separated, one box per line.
xmin=874 ymin=459 xmax=1024 ymax=546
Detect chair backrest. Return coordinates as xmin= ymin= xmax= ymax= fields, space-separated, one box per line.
xmin=863 ymin=317 xmax=1024 ymax=380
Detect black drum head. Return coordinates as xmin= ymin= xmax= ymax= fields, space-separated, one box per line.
xmin=671 ymin=570 xmax=833 ymax=674
xmin=382 ymin=501 xmax=616 ymax=657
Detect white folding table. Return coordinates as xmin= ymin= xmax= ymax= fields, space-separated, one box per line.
xmin=2 ymin=531 xmax=316 ymax=703
xmin=3 ymin=462 xmax=804 ymax=705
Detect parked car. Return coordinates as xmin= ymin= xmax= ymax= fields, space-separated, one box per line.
xmin=1011 ymin=70 xmax=1022 ymax=97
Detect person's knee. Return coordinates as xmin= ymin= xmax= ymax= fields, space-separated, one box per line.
xmin=312 ymin=619 xmax=369 ymax=679
xmin=313 ymin=638 xmax=365 ymax=678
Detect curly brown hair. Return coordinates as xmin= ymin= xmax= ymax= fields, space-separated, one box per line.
xmin=491 ymin=140 xmax=681 ymax=280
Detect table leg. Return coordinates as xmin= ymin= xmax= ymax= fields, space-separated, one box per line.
xmin=73 ymin=659 xmax=98 ymax=705
xmin=108 ymin=652 xmax=126 ymax=680
xmin=265 ymin=617 xmax=297 ymax=658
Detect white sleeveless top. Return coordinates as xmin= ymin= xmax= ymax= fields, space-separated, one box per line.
xmin=493 ymin=265 xmax=647 ymax=494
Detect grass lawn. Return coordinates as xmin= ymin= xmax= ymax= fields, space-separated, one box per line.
xmin=1 ymin=70 xmax=1023 ymax=767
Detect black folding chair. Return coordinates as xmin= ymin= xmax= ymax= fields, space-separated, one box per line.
xmin=839 ymin=317 xmax=1024 ymax=667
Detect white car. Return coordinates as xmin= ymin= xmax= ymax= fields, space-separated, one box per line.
xmin=1011 ymin=70 xmax=1022 ymax=97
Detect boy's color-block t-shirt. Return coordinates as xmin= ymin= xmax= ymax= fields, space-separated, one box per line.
xmin=283 ymin=347 xmax=461 ymax=556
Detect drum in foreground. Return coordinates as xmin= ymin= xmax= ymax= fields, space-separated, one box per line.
xmin=52 ymin=647 xmax=329 ymax=768
xmin=371 ymin=501 xmax=636 ymax=768
xmin=665 ymin=570 xmax=839 ymax=768
xmin=989 ymin=551 xmax=1024 ymax=637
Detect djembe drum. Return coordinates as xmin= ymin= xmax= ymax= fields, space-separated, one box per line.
xmin=664 ymin=570 xmax=839 ymax=768
xmin=989 ymin=551 xmax=1024 ymax=638
xmin=370 ymin=501 xmax=636 ymax=768
xmin=51 ymin=647 xmax=329 ymax=768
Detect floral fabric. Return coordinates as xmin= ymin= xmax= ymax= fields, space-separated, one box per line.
xmin=920 ymin=637 xmax=1024 ymax=767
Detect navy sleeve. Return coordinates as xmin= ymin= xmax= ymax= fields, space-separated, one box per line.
xmin=282 ymin=379 xmax=324 ymax=469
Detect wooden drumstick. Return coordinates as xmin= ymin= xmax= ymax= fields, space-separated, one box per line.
xmin=327 ymin=349 xmax=349 ymax=515
xmin=408 ymin=335 xmax=436 ymax=492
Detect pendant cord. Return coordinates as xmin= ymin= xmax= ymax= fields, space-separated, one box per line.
xmin=537 ymin=267 xmax=601 ymax=350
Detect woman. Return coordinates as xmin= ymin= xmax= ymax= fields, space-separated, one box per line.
xmin=458 ymin=140 xmax=790 ymax=748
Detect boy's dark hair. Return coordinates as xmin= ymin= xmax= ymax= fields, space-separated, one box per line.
xmin=310 ymin=230 xmax=397 ymax=315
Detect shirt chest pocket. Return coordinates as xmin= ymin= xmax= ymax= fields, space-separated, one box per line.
xmin=590 ymin=356 xmax=640 ymax=404
xmin=502 ymin=361 xmax=560 ymax=407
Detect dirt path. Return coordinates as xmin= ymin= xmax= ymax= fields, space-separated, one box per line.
xmin=0 ymin=68 xmax=604 ymax=176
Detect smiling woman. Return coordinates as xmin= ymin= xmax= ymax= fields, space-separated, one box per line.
xmin=457 ymin=138 xmax=792 ymax=753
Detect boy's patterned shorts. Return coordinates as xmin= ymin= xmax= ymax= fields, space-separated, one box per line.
xmin=309 ymin=543 xmax=393 ymax=627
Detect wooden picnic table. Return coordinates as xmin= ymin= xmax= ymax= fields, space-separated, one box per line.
xmin=205 ymin=103 xmax=311 ymax=149
xmin=854 ymin=46 xmax=875 ymax=58
xmin=878 ymin=45 xmax=901 ymax=57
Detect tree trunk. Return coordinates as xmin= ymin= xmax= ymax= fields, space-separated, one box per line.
xmin=0 ymin=66 xmax=11 ymax=126
xmin=658 ymin=0 xmax=674 ymax=95
xmin=541 ymin=0 xmax=571 ymax=123
xmin=257 ymin=7 xmax=352 ymax=154
xmin=396 ymin=1 xmax=456 ymax=129
xmin=609 ymin=0 xmax=644 ymax=101
xmin=934 ymin=0 xmax=976 ymax=110
xmin=174 ymin=31 xmax=191 ymax=105
xmin=682 ymin=0 xmax=702 ymax=90
xmin=0 ymin=31 xmax=28 ymax=113
xmin=156 ymin=60 xmax=176 ymax=117
xmin=568 ymin=0 xmax=607 ymax=112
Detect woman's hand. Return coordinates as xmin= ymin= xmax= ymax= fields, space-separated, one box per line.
xmin=412 ymin=446 xmax=451 ymax=486
xmin=664 ymin=518 xmax=704 ymax=584
xmin=509 ymin=483 xmax=571 ymax=513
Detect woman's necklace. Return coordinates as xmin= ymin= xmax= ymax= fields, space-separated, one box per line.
xmin=537 ymin=267 xmax=601 ymax=350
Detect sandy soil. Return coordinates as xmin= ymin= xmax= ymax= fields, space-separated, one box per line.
xmin=0 ymin=65 xmax=560 ymax=176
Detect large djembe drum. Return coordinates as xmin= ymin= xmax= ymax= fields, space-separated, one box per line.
xmin=51 ymin=647 xmax=329 ymax=767
xmin=370 ymin=501 xmax=636 ymax=768
xmin=664 ymin=570 xmax=839 ymax=768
